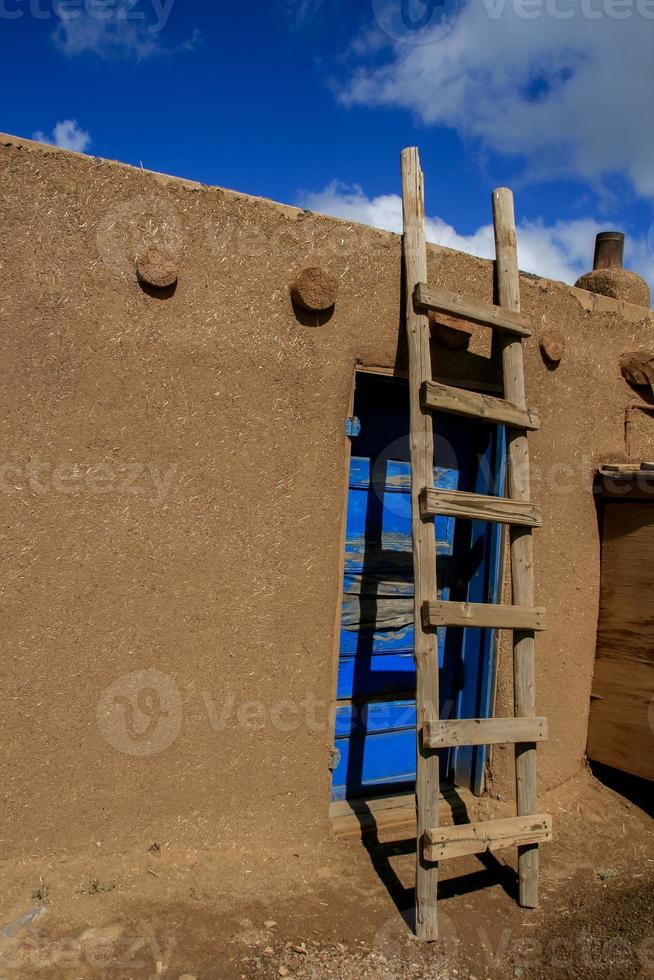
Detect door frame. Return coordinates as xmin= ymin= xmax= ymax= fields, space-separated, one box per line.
xmin=329 ymin=366 xmax=506 ymax=808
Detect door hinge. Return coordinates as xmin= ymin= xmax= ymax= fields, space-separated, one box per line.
xmin=345 ymin=416 xmax=361 ymax=438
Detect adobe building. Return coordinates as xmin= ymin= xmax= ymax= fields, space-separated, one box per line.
xmin=1 ymin=132 xmax=652 ymax=865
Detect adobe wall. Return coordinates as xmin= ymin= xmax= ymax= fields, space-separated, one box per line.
xmin=1 ymin=133 xmax=653 ymax=861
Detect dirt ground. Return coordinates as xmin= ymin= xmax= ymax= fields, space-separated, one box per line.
xmin=0 ymin=770 xmax=651 ymax=980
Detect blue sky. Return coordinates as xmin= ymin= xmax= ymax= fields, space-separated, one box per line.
xmin=3 ymin=0 xmax=654 ymax=287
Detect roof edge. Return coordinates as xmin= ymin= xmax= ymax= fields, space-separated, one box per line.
xmin=1 ymin=130 xmax=651 ymax=319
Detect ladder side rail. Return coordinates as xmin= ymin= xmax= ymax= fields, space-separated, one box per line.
xmin=401 ymin=147 xmax=440 ymax=943
xmin=492 ymin=187 xmax=540 ymax=909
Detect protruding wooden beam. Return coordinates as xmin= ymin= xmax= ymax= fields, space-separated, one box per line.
xmin=539 ymin=328 xmax=565 ymax=365
xmin=291 ymin=267 xmax=338 ymax=311
xmin=136 ymin=246 xmax=178 ymax=289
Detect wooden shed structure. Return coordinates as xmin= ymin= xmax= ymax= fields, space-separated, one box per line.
xmin=587 ymin=464 xmax=654 ymax=782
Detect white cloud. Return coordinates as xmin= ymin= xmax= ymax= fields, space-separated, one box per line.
xmin=300 ymin=181 xmax=654 ymax=288
xmin=285 ymin=0 xmax=325 ymax=23
xmin=51 ymin=8 xmax=200 ymax=62
xmin=33 ymin=120 xmax=92 ymax=153
xmin=52 ymin=12 xmax=159 ymax=60
xmin=343 ymin=0 xmax=654 ymax=198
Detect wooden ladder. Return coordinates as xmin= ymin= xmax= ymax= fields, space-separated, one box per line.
xmin=400 ymin=147 xmax=551 ymax=942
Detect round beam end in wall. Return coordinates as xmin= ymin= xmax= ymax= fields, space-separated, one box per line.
xmin=136 ymin=247 xmax=179 ymax=290
xmin=539 ymin=328 xmax=565 ymax=365
xmin=291 ymin=267 xmax=338 ymax=312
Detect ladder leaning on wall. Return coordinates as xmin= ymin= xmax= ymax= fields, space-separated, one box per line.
xmin=400 ymin=147 xmax=552 ymax=942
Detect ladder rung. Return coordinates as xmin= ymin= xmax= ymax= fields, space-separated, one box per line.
xmin=423 ymin=716 xmax=548 ymax=750
xmin=423 ymin=600 xmax=546 ymax=632
xmin=424 ymin=814 xmax=552 ymax=863
xmin=414 ymin=284 xmax=532 ymax=338
xmin=420 ymin=488 xmax=542 ymax=527
xmin=422 ymin=381 xmax=540 ymax=430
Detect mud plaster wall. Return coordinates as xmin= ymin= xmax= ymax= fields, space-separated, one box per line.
xmin=1 ymin=134 xmax=653 ymax=862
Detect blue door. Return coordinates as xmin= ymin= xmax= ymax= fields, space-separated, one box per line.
xmin=332 ymin=373 xmax=505 ymax=801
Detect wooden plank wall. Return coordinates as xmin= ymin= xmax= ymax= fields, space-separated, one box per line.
xmin=587 ymin=501 xmax=654 ymax=781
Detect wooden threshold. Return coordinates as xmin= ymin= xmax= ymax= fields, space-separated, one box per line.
xmin=329 ymin=787 xmax=472 ymax=842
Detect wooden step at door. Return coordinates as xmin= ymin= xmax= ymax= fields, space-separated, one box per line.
xmin=424 ymin=815 xmax=553 ymax=863
xmin=421 ymin=381 xmax=540 ymax=430
xmin=414 ymin=283 xmax=532 ymax=338
xmin=420 ymin=488 xmax=542 ymax=527
xmin=423 ymin=716 xmax=548 ymax=749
